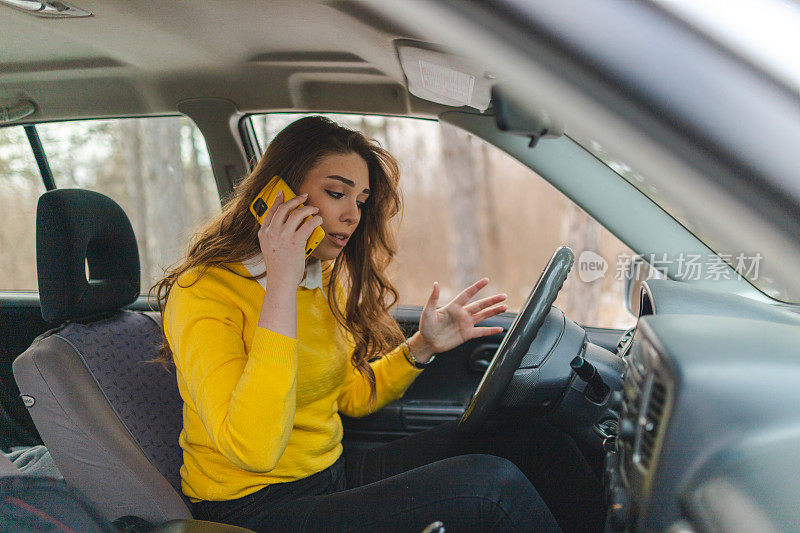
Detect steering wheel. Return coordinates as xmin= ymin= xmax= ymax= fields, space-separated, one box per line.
xmin=458 ymin=247 xmax=574 ymax=433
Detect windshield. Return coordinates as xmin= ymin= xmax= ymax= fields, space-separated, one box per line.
xmin=483 ymin=0 xmax=800 ymax=305
xmin=579 ymin=136 xmax=797 ymax=303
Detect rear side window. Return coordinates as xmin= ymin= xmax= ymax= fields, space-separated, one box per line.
xmin=0 ymin=126 xmax=46 ymax=291
xmin=1 ymin=117 xmax=220 ymax=293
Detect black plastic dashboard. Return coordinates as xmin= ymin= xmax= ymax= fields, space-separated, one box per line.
xmin=606 ymin=280 xmax=800 ymax=532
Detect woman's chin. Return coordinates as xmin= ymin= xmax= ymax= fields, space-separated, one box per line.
xmin=310 ymin=244 xmax=341 ymax=262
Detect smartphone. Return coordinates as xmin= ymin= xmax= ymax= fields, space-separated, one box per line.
xmin=250 ymin=176 xmax=326 ymax=257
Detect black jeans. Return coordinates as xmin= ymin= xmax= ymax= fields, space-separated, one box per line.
xmin=192 ymin=419 xmax=603 ymax=532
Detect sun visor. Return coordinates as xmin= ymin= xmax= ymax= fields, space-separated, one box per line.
xmin=398 ymin=44 xmax=493 ymax=111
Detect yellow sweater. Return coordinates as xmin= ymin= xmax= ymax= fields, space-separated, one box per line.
xmin=163 ymin=260 xmax=422 ymax=502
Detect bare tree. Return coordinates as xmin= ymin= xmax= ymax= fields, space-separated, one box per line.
xmin=183 ymin=125 xmax=213 ymax=227
xmin=140 ymin=118 xmax=189 ymax=285
xmin=120 ymin=120 xmax=150 ymax=284
xmin=440 ymin=123 xmax=479 ymax=290
xmin=478 ymin=142 xmax=501 ymax=277
xmin=0 ymin=128 xmax=42 ymax=289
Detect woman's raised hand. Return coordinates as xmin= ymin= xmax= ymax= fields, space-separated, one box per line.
xmin=257 ymin=191 xmax=323 ymax=287
xmin=413 ymin=278 xmax=508 ymax=359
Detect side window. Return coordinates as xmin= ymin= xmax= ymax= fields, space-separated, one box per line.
xmin=250 ymin=114 xmax=635 ymax=328
xmin=0 ymin=126 xmax=46 ymax=291
xmin=1 ymin=117 xmax=220 ymax=293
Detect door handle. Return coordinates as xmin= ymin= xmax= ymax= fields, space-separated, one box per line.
xmin=468 ymin=344 xmax=497 ymax=372
xmin=402 ymin=402 xmax=464 ymax=431
xmin=472 ymin=358 xmax=490 ymax=371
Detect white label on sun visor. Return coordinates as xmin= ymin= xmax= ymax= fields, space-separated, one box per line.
xmin=419 ymin=60 xmax=475 ymax=106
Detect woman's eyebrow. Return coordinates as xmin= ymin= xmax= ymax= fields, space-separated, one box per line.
xmin=326 ymin=175 xmax=370 ymax=195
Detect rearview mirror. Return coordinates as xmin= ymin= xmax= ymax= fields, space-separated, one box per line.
xmin=491 ymin=85 xmax=563 ymax=147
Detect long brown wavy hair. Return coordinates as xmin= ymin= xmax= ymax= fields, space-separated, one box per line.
xmin=151 ymin=115 xmax=406 ymax=403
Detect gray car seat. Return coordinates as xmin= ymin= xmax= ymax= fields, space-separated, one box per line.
xmin=12 ymin=189 xmax=192 ymax=524
xmin=1 ymin=443 xmax=252 ymax=533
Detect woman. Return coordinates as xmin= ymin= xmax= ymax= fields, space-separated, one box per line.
xmin=154 ymin=116 xmax=577 ymax=532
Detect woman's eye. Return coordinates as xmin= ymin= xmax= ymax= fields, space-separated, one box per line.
xmin=326 ymin=190 xmax=365 ymax=208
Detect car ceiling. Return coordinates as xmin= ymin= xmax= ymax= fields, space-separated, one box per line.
xmin=0 ymin=0 xmax=451 ymax=121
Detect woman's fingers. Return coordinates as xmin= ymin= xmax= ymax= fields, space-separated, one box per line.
xmin=425 ymin=281 xmax=440 ymax=311
xmin=470 ymin=303 xmax=508 ymax=324
xmin=452 ymin=277 xmax=490 ymax=306
xmin=271 ymin=192 xmax=310 ymax=226
xmin=260 ymin=190 xmax=284 ymax=229
xmin=463 ymin=293 xmax=507 ymax=314
xmin=298 ymin=213 xmax=324 ymax=239
xmin=286 ymin=204 xmax=319 ymax=232
xmin=468 ymin=326 xmax=505 ymax=339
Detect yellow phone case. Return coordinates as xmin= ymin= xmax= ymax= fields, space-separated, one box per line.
xmin=250 ymin=176 xmax=326 ymax=257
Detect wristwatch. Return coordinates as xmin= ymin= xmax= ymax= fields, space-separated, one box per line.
xmin=402 ymin=339 xmax=435 ymax=369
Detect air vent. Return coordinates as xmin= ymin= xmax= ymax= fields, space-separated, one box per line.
xmin=616 ymin=327 xmax=635 ymax=356
xmin=637 ymin=369 xmax=668 ymax=470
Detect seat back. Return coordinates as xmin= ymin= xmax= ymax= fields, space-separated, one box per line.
xmin=12 ymin=189 xmax=191 ymax=523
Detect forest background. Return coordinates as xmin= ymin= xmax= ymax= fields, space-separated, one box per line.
xmin=1 ymin=114 xmax=634 ymax=329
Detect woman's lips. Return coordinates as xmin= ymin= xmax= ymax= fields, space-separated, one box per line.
xmin=328 ymin=233 xmax=349 ymax=247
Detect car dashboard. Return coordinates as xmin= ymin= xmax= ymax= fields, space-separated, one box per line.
xmin=606 ymin=279 xmax=800 ymax=532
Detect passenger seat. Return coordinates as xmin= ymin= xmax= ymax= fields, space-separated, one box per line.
xmin=13 ymin=189 xmax=191 ymax=524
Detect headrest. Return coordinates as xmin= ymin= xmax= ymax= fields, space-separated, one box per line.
xmin=37 ymin=189 xmax=140 ymax=324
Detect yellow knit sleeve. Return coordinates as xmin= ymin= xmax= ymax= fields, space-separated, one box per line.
xmin=337 ymin=340 xmax=422 ymax=418
xmin=165 ymin=270 xmax=298 ymax=473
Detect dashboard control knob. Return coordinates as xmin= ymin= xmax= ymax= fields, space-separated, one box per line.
xmin=571 ymin=355 xmax=610 ymax=402
xmin=593 ymin=418 xmax=619 ymax=441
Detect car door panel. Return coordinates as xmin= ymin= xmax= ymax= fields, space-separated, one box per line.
xmin=343 ymin=306 xmax=508 ymax=444
xmin=0 ymin=293 xmax=50 ymax=445
xmin=343 ymin=306 xmax=626 ymax=447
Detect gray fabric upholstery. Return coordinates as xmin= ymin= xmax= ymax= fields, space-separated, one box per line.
xmin=2 ymin=445 xmax=62 ymax=479
xmin=13 ymin=312 xmax=192 ymax=523
xmin=57 ymin=311 xmax=184 ymax=495
xmin=0 ymin=454 xmax=18 ymax=477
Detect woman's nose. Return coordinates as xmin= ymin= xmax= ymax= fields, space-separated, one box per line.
xmin=341 ymin=201 xmax=360 ymax=225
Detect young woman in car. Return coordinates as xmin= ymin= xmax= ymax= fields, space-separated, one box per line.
xmin=154 ymin=116 xmax=595 ymax=532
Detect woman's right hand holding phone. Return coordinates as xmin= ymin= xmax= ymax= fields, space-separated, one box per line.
xmin=257 ymin=190 xmax=323 ymax=287
xmin=257 ymin=190 xmax=323 ymax=339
